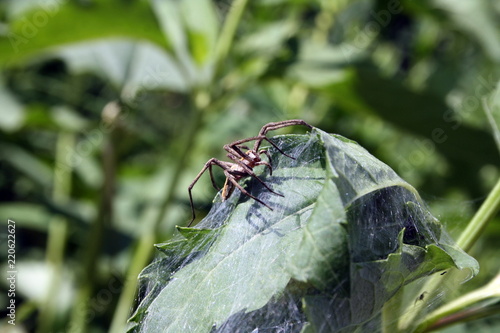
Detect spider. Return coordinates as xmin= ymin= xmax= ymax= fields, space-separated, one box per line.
xmin=188 ymin=119 xmax=313 ymax=226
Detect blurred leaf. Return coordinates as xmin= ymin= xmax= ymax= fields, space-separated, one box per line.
xmin=151 ymin=0 xmax=186 ymax=59
xmin=0 ymin=0 xmax=167 ymax=64
xmin=151 ymin=0 xmax=217 ymax=84
xmin=0 ymin=79 xmax=25 ymax=131
xmin=0 ymin=260 xmax=74 ymax=309
xmin=3 ymin=0 xmax=60 ymax=19
xmin=0 ymin=203 xmax=52 ymax=231
xmin=54 ymin=39 xmax=190 ymax=98
xmin=352 ymin=65 xmax=500 ymax=195
xmin=430 ymin=0 xmax=500 ymax=62
xmin=288 ymin=41 xmax=362 ymax=87
xmin=238 ymin=21 xmax=295 ymax=55
xmin=181 ymin=0 xmax=219 ymax=65
xmin=51 ymin=105 xmax=89 ymax=131
xmin=0 ymin=142 xmax=52 ymax=187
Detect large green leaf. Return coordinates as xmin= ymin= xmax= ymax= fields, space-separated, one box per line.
xmin=54 ymin=39 xmax=190 ymax=95
xmin=0 ymin=0 xmax=166 ymax=64
xmin=128 ymin=128 xmax=478 ymax=333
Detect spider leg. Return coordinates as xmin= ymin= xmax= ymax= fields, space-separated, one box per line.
xmin=254 ymin=162 xmax=273 ymax=176
xmin=257 ymin=149 xmax=273 ymax=175
xmin=224 ymin=171 xmax=274 ymax=211
xmin=258 ymin=119 xmax=313 ymax=136
xmin=231 ymin=135 xmax=295 ymax=159
xmin=255 ymin=161 xmax=272 ymax=175
xmin=253 ymin=119 xmax=313 ymax=151
xmin=226 ymin=152 xmax=284 ymax=198
xmin=225 ymin=135 xmax=293 ymax=161
xmin=223 ymin=142 xmax=250 ymax=162
xmin=259 ymin=149 xmax=272 ymax=160
xmin=188 ymin=158 xmax=234 ymax=226
xmin=224 ymin=136 xmax=281 ymax=162
xmin=208 ymin=164 xmax=221 ymax=191
xmin=260 ymin=137 xmax=295 ymax=159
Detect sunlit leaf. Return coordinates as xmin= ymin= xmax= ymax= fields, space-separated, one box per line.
xmin=0 ymin=142 xmax=52 ymax=187
xmin=431 ymin=0 xmax=500 ymax=62
xmin=0 ymin=0 xmax=166 ymax=64
xmin=54 ymin=39 xmax=189 ymax=97
xmin=0 ymin=79 xmax=25 ymax=131
xmin=0 ymin=203 xmax=52 ymax=231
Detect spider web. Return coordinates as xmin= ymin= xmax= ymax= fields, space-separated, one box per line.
xmin=128 ymin=128 xmax=479 ymax=333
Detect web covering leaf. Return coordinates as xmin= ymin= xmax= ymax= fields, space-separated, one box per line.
xmin=128 ymin=128 xmax=479 ymax=333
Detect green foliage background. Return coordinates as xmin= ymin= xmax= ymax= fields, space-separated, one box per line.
xmin=0 ymin=0 xmax=499 ymax=332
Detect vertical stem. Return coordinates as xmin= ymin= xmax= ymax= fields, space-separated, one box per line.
xmin=69 ymin=108 xmax=117 ymax=333
xmin=37 ymin=132 xmax=74 ymax=333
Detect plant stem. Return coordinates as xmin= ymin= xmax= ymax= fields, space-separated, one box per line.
xmin=108 ymin=214 xmax=156 ymax=333
xmin=36 ymin=132 xmax=74 ymax=333
xmin=456 ymin=176 xmax=500 ymax=252
xmin=426 ymin=303 xmax=500 ymax=331
xmin=415 ymin=273 xmax=500 ymax=332
xmin=69 ymin=113 xmax=117 ymax=333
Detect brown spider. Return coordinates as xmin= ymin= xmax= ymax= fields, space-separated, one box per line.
xmin=188 ymin=119 xmax=313 ymax=226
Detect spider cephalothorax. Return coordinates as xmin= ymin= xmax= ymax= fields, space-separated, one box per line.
xmin=188 ymin=119 xmax=313 ymax=226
